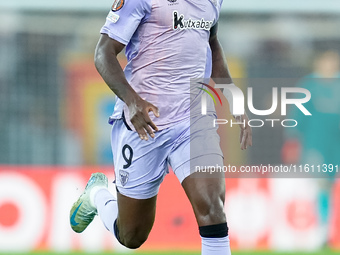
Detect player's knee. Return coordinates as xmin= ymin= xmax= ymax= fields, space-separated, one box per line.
xmin=114 ymin=219 xmax=151 ymax=249
xmin=121 ymin=232 xmax=148 ymax=249
xmin=195 ymin=193 xmax=226 ymax=225
xmin=199 ymin=205 xmax=225 ymax=225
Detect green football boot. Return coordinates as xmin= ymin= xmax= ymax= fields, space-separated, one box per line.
xmin=70 ymin=172 xmax=108 ymax=233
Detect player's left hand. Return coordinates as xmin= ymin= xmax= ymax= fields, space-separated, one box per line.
xmin=127 ymin=97 xmax=160 ymax=141
xmin=235 ymin=114 xmax=252 ymax=150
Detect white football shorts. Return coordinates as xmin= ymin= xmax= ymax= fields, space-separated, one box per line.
xmin=110 ymin=113 xmax=223 ymax=199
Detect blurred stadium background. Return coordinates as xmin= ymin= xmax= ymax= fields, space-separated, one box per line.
xmin=1 ymin=0 xmax=340 ymax=254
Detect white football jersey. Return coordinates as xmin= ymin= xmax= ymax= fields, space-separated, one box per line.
xmin=101 ymin=0 xmax=223 ymax=129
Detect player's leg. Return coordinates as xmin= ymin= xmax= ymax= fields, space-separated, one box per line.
xmin=170 ymin=114 xmax=230 ymax=255
xmin=95 ymin=117 xmax=171 ymax=248
xmin=182 ymin=169 xmax=226 ymax=226
xmin=182 ymin=168 xmax=230 ymax=255
xmin=116 ymin=193 xmax=157 ymax=248
xmin=95 ymin=189 xmax=157 ymax=249
xmin=69 ymin=172 xmax=157 ymax=249
xmin=70 ymin=117 xmax=171 ymax=248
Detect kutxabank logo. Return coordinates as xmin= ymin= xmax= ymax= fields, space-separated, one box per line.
xmin=173 ymin=11 xmax=213 ymax=30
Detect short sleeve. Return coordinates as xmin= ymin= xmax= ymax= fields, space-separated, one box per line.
xmin=212 ymin=0 xmax=223 ymax=26
xmin=100 ymin=0 xmax=151 ymax=45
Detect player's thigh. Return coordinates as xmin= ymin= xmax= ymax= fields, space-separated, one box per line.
xmin=111 ymin=118 xmax=171 ymax=242
xmin=170 ymin=114 xmax=226 ymax=226
xmin=181 ymin=157 xmax=226 ymax=227
xmin=111 ymin=118 xmax=171 ymax=199
xmin=170 ymin=114 xmax=223 ymax=183
xmin=116 ymin=192 xmax=157 ymax=243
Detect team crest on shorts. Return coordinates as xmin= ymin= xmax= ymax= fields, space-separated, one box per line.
xmin=119 ymin=170 xmax=129 ymax=186
xmin=111 ymin=0 xmax=124 ymax=12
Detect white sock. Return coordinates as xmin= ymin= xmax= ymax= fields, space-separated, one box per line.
xmin=201 ymin=236 xmax=231 ymax=255
xmin=94 ymin=188 xmax=118 ymax=233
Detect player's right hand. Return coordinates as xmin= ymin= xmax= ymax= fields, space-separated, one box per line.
xmin=127 ymin=98 xmax=160 ymax=141
xmin=235 ymin=113 xmax=252 ymax=150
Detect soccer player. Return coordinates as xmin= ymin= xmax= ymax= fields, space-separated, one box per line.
xmin=70 ymin=0 xmax=252 ymax=254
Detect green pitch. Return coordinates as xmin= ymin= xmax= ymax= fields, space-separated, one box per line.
xmin=2 ymin=250 xmax=340 ymax=255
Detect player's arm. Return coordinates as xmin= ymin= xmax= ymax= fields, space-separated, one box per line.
xmin=94 ymin=34 xmax=159 ymax=140
xmin=209 ymin=24 xmax=233 ymax=84
xmin=209 ymin=24 xmax=252 ymax=150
